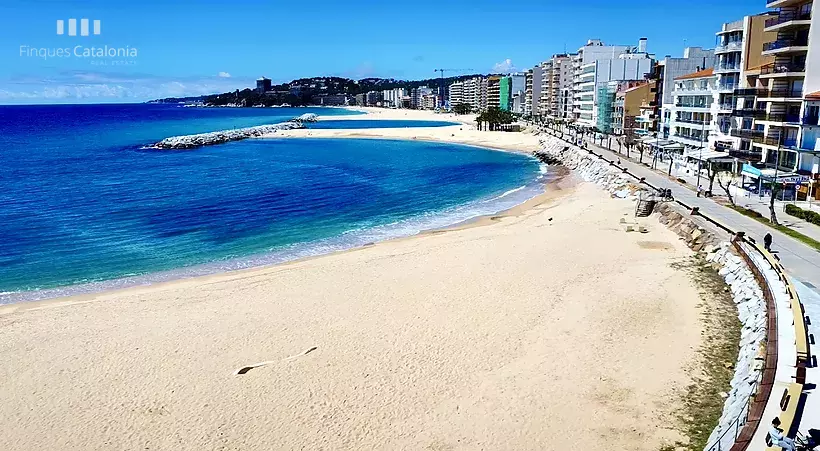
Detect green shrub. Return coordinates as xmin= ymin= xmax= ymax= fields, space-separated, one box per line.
xmin=784 ymin=204 xmax=820 ymax=225
xmin=805 ymin=210 xmax=820 ymax=226
xmin=785 ymin=204 xmax=805 ymax=219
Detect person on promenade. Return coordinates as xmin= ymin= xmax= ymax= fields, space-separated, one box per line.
xmin=697 ymin=185 xmax=703 ymax=197
xmin=764 ymin=233 xmax=773 ymax=252
xmin=769 ymin=417 xmax=796 ymax=451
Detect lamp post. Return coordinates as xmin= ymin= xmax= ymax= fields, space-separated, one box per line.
xmin=696 ymin=119 xmax=705 ymax=189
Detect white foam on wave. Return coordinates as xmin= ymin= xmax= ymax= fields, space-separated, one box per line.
xmin=1 ymin=163 xmax=554 ymax=305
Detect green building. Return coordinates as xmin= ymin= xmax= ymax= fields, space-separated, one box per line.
xmin=499 ymin=76 xmax=512 ymax=111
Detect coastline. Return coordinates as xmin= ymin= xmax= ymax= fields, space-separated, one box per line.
xmin=1 ymin=109 xmax=707 ymax=450
xmin=0 ymin=110 xmax=544 ymax=306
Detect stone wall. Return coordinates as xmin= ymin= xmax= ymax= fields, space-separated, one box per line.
xmin=536 ymin=135 xmax=769 ymax=451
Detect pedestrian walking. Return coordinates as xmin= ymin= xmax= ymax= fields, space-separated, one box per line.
xmin=764 ymin=233 xmax=773 ymax=252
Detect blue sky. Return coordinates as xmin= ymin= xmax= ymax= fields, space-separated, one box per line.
xmin=1 ymin=0 xmax=764 ymax=104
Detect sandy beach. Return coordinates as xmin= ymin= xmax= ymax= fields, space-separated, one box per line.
xmin=0 ymin=109 xmax=707 ymax=450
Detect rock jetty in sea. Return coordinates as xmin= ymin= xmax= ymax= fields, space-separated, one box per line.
xmin=153 ymin=113 xmax=319 ymax=150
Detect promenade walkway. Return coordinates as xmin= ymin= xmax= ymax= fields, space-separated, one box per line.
xmin=571 ymin=132 xmax=820 ymax=295
xmin=542 ymin=128 xmax=820 ymax=448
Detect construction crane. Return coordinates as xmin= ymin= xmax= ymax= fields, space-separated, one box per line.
xmin=433 ymin=68 xmax=474 ymax=108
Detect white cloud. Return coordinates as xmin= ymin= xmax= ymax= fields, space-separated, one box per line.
xmin=492 ymin=59 xmax=516 ymax=73
xmin=217 ymin=71 xmax=231 ymax=78
xmin=0 ymin=70 xmax=254 ymax=104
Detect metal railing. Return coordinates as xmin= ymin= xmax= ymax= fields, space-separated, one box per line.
xmin=704 ymin=379 xmax=761 ymax=451
xmin=763 ymin=38 xmax=809 ymax=52
xmin=765 ymin=10 xmax=812 ymax=28
xmin=732 ymin=108 xmax=767 ymax=118
xmin=760 ymin=89 xmax=803 ymax=98
xmin=760 ymin=62 xmax=806 ymax=75
xmin=734 ymin=87 xmax=763 ymax=97
xmin=761 ymin=112 xmax=801 ymax=123
xmin=675 ymin=118 xmax=711 ymax=125
xmin=730 ymin=128 xmax=764 ymax=139
xmin=715 ymin=41 xmax=743 ymax=53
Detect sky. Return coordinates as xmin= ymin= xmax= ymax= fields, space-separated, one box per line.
xmin=0 ymin=0 xmax=764 ymax=104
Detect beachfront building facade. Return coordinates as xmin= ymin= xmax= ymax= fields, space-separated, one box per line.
xmin=455 ymin=76 xmax=488 ymax=112
xmin=524 ymin=68 xmax=537 ymax=117
xmin=448 ymin=82 xmax=463 ymax=109
xmin=597 ymin=79 xmax=646 ymax=133
xmin=652 ymin=47 xmax=715 ymax=138
xmin=256 ymin=77 xmax=272 ymax=93
xmin=382 ymin=88 xmax=408 ymax=108
xmin=613 ymin=81 xmax=656 ymax=136
xmin=669 ymin=68 xmax=716 ymax=153
xmin=745 ymin=0 xmax=820 ymax=199
xmin=544 ymin=54 xmax=573 ymax=119
xmin=487 ymin=76 xmax=502 ymax=110
xmin=712 ymin=13 xmax=776 ymax=154
xmin=571 ymin=39 xmax=654 ymax=127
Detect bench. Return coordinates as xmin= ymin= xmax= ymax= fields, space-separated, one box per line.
xmin=765 ymin=383 xmax=803 ymax=450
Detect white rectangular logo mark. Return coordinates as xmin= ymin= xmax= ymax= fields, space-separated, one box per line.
xmin=56 ymin=18 xmax=101 ymax=36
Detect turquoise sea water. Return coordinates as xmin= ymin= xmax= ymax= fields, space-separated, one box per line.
xmin=0 ymin=104 xmax=545 ymax=303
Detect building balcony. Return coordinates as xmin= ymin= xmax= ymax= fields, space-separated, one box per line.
xmin=729 ymin=149 xmax=762 ymax=159
xmin=732 ymin=108 xmax=767 ymax=118
xmin=764 ymin=10 xmax=812 ymax=31
xmin=759 ymin=112 xmax=801 ymax=124
xmin=759 ymin=62 xmax=806 ymax=77
xmin=767 ymin=0 xmax=810 ymax=7
xmin=675 ymin=118 xmax=711 ymax=126
xmin=714 ymin=40 xmax=743 ymax=54
xmin=758 ymin=88 xmax=803 ymax=100
xmin=675 ymin=102 xmax=712 ymax=109
xmin=733 ymin=87 xmax=764 ymax=97
xmin=715 ymin=63 xmax=742 ymax=73
xmin=730 ymin=128 xmax=764 ymax=139
xmin=804 ymin=114 xmax=820 ymax=126
xmin=716 ymin=82 xmax=739 ymax=92
xmin=762 ymin=38 xmax=809 ymax=55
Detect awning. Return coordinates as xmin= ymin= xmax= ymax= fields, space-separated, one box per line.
xmin=685 ymin=150 xmax=732 ymax=161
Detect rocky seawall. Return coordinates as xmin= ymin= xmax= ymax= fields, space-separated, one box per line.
xmin=536 ymin=135 xmax=768 ymax=451
xmin=153 ymin=113 xmax=319 ymax=150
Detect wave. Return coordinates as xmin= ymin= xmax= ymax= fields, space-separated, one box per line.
xmin=0 ymin=165 xmax=554 ymax=305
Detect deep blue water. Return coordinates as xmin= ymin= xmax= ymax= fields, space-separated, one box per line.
xmin=0 ymin=104 xmax=544 ymax=303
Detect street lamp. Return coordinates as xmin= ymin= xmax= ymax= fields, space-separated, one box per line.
xmin=696 ymin=118 xmax=705 ymax=190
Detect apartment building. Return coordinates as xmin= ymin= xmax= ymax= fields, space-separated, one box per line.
xmin=747 ymin=0 xmax=820 ymax=199
xmin=612 ymin=81 xmax=656 ymax=135
xmin=652 ymin=47 xmax=715 ymax=137
xmin=597 ymin=79 xmax=646 ymax=133
xmin=382 ymin=88 xmax=407 ymax=108
xmin=487 ymin=76 xmax=502 ymax=109
xmin=712 ymin=13 xmax=776 ymax=154
xmin=448 ymin=82 xmax=463 ymax=109
xmin=571 ymin=39 xmax=654 ymax=127
xmin=669 ymin=68 xmax=716 ymax=150
xmin=542 ymin=54 xmax=573 ymax=119
xmin=455 ymin=77 xmax=488 ymax=112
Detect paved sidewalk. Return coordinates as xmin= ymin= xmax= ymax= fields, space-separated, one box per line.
xmin=546 ymin=130 xmax=820 ymax=297
xmin=732 ymin=193 xmax=820 ymax=244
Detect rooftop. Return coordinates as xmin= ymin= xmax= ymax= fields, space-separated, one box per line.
xmin=675 ymin=68 xmax=715 ymax=80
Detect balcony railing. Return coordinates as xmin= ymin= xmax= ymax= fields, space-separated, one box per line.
xmin=734 ymin=87 xmax=763 ymax=96
xmin=715 ymin=41 xmax=743 ymax=53
xmin=761 ymin=112 xmax=801 ymax=123
xmin=732 ymin=108 xmax=767 ymax=118
xmin=716 ymin=63 xmax=742 ymax=71
xmin=729 ymin=149 xmax=762 ymax=159
xmin=675 ymin=102 xmax=711 ymax=108
xmin=675 ymin=118 xmax=710 ymax=125
xmin=804 ymin=114 xmax=820 ymax=126
xmin=718 ymin=103 xmax=735 ymax=111
xmin=760 ymin=62 xmax=806 ymax=75
xmin=753 ymin=134 xmax=798 ymax=147
xmin=765 ymin=10 xmax=812 ymax=28
xmin=716 ymin=82 xmax=739 ymax=91
xmin=763 ymin=38 xmax=809 ymax=51
xmin=730 ymin=129 xmax=764 ymax=139
xmin=760 ymin=89 xmax=803 ymax=98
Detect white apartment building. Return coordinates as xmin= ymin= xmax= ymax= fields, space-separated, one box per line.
xmin=656 ymin=47 xmax=716 ymax=139
xmin=571 ymin=39 xmax=654 ymax=127
xmin=382 ymin=88 xmax=407 ymax=108
xmin=751 ymin=0 xmax=819 ymax=200
xmin=448 ymin=82 xmax=463 ymax=109
xmin=455 ymin=77 xmax=488 ymax=113
xmin=670 ymin=69 xmax=715 ymax=150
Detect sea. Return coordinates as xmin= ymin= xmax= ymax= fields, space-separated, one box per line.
xmin=0 ymin=104 xmax=547 ymax=303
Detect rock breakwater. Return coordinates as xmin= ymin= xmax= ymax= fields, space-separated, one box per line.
xmin=153 ymin=113 xmax=319 ymax=149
